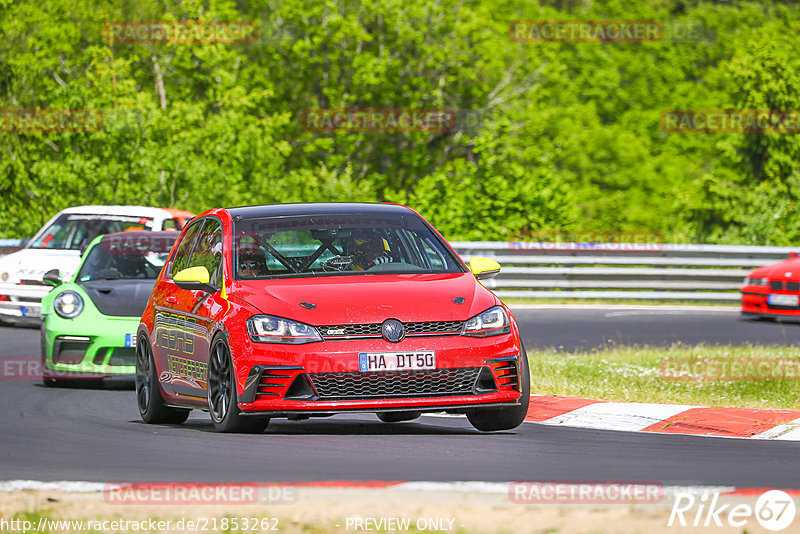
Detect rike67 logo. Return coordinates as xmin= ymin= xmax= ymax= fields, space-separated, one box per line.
xmin=669 ymin=490 xmax=796 ymax=531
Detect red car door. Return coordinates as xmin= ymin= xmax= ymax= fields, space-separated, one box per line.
xmin=151 ymin=218 xmax=224 ymax=405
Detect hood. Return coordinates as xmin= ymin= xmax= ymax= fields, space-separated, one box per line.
xmin=232 ymin=272 xmax=497 ymax=325
xmin=0 ymin=249 xmax=82 ymax=284
xmin=750 ymin=257 xmax=800 ymax=280
xmin=80 ymin=279 xmax=156 ymax=317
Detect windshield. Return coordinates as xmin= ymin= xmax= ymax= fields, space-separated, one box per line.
xmin=233 ymin=213 xmax=464 ymax=279
xmin=29 ymin=214 xmax=155 ymax=250
xmin=75 ymin=235 xmax=175 ymax=281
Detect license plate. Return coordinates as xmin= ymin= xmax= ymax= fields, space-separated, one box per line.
xmin=358 ymin=351 xmax=435 ymax=372
xmin=125 ymin=334 xmax=137 ymax=348
xmin=768 ymin=294 xmax=799 ymax=307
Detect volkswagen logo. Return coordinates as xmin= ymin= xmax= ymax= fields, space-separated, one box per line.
xmin=381 ymin=319 xmax=405 ymax=343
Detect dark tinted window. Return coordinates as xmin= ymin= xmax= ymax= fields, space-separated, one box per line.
xmin=233 ymin=212 xmax=463 ymax=279
xmin=29 ymin=214 xmax=154 ymax=250
xmin=76 ymin=234 xmax=177 ymax=281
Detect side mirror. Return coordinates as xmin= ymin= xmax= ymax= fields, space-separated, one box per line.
xmin=173 ymin=266 xmax=218 ymax=293
xmin=790 ymin=252 xmax=798 ymax=259
xmin=43 ymin=269 xmax=61 ymax=287
xmin=469 ymin=256 xmax=501 ymax=280
xmin=20 ymin=238 xmax=31 ymax=248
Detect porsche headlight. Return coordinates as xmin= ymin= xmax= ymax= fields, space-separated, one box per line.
xmin=463 ymin=305 xmax=511 ymax=337
xmin=54 ymin=291 xmax=84 ymax=319
xmin=247 ymin=315 xmax=322 ymax=344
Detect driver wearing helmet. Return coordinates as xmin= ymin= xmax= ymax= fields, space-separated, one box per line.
xmin=237 ymin=237 xmax=269 ymax=278
xmin=349 ymin=229 xmax=392 ymax=271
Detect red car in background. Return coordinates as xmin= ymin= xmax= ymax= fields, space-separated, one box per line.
xmin=741 ymin=252 xmax=800 ymax=320
xmin=135 ymin=203 xmax=529 ymax=433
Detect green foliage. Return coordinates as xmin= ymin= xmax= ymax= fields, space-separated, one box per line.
xmin=0 ymin=0 xmax=799 ymax=243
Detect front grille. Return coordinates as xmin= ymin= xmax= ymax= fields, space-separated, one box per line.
xmin=406 ymin=321 xmax=464 ymax=335
xmin=788 ymin=282 xmax=800 ymax=292
xmin=770 ymin=280 xmax=783 ymax=291
xmin=307 ymin=367 xmax=482 ymax=400
xmin=319 ymin=320 xmax=464 ymax=340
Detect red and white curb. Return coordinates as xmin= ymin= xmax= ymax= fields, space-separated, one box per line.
xmin=523 ymin=395 xmax=800 ymax=440
xmin=1 ymin=480 xmax=797 ymax=499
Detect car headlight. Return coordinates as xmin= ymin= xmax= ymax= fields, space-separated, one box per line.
xmin=1 ymin=272 xmax=7 ymax=282
xmin=54 ymin=291 xmax=84 ymax=319
xmin=247 ymin=315 xmax=322 ymax=344
xmin=463 ymin=305 xmax=511 ymax=337
xmin=745 ymin=277 xmax=767 ymax=286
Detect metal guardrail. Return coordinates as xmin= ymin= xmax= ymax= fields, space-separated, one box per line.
xmin=451 ymin=242 xmax=798 ymax=301
xmin=0 ymin=239 xmax=23 ymax=257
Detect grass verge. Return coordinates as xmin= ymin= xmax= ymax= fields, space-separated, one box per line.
xmin=527 ymin=343 xmax=800 ymax=410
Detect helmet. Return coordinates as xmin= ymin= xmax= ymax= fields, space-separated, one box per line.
xmin=351 ymin=230 xmax=384 ymax=256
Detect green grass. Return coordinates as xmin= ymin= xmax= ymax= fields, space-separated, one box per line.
xmin=527 ymin=344 xmax=800 ymax=410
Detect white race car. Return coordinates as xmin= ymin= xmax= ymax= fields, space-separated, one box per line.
xmin=0 ymin=205 xmax=193 ymax=325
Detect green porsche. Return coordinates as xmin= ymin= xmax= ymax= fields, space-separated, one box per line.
xmin=40 ymin=231 xmax=177 ymax=385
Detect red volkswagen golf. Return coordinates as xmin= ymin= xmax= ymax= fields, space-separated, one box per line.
xmin=135 ymin=203 xmax=529 ymax=433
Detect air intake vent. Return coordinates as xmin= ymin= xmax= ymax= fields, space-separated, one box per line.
xmin=307 ymin=368 xmax=482 ymax=400
xmin=53 ymin=338 xmax=90 ymax=365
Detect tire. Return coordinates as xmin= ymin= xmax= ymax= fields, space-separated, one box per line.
xmin=377 ymin=411 xmax=421 ymax=423
xmin=467 ymin=342 xmax=531 ymax=432
xmin=207 ymin=336 xmax=269 ymax=433
xmin=135 ymin=334 xmax=190 ymax=424
xmin=42 ymin=376 xmax=60 ymax=387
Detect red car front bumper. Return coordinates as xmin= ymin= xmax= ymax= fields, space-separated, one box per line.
xmin=741 ymin=287 xmax=800 ymax=318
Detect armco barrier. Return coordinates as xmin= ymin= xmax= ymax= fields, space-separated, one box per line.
xmin=1 ymin=240 xmax=795 ymax=303
xmin=451 ymin=242 xmax=798 ymax=302
xmin=0 ymin=239 xmax=23 ymax=257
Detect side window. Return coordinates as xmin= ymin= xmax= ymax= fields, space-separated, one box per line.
xmin=168 ymin=221 xmax=204 ymax=277
xmin=188 ymin=218 xmax=224 ymax=286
